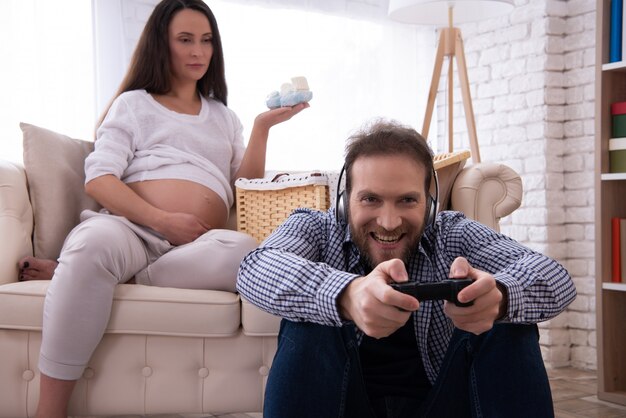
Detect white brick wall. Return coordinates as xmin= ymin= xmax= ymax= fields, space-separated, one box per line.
xmin=113 ymin=0 xmax=598 ymax=371
xmin=446 ymin=0 xmax=597 ymax=370
xmin=552 ymin=0 xmax=595 ymax=371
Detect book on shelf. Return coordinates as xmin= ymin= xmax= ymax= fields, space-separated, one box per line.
xmin=611 ymin=0 xmax=624 ymax=62
xmin=623 ymin=0 xmax=626 ymax=62
xmin=611 ymin=217 xmax=626 ymax=282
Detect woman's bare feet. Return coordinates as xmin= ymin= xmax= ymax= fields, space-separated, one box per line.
xmin=18 ymin=256 xmax=58 ymax=281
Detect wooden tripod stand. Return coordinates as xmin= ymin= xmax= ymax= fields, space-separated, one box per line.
xmin=421 ymin=7 xmax=481 ymax=163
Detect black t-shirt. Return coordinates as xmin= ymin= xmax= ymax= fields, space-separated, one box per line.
xmin=359 ymin=315 xmax=432 ymax=400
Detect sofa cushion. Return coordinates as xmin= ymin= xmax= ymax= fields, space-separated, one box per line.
xmin=0 ymin=281 xmax=241 ymax=336
xmin=21 ymin=123 xmax=101 ymax=260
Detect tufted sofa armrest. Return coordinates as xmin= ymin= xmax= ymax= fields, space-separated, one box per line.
xmin=0 ymin=160 xmax=33 ymax=285
xmin=450 ymin=163 xmax=523 ymax=232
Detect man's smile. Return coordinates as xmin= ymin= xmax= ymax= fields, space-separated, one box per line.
xmin=370 ymin=232 xmax=404 ymax=244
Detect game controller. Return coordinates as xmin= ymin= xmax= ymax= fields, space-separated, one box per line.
xmin=390 ymin=278 xmax=474 ymax=307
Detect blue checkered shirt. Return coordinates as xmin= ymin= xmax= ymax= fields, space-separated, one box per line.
xmin=237 ymin=209 xmax=576 ymax=383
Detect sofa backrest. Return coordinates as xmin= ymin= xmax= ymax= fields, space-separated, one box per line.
xmin=9 ymin=123 xmax=523 ymax=272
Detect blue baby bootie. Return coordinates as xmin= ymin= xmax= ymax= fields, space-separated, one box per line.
xmin=266 ymin=91 xmax=281 ymax=109
xmin=280 ymin=90 xmax=313 ymax=107
xmin=266 ymin=76 xmax=313 ymax=109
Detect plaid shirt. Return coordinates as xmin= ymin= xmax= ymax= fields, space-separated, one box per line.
xmin=237 ymin=209 xmax=576 ymax=383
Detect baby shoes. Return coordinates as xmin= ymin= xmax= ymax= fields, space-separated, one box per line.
xmin=266 ymin=76 xmax=313 ymax=109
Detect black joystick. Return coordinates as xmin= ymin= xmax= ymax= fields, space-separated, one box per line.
xmin=390 ymin=279 xmax=474 ymax=307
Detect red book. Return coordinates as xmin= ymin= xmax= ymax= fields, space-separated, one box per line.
xmin=612 ymin=217 xmax=622 ymax=283
xmin=622 ymin=219 xmax=626 ymax=282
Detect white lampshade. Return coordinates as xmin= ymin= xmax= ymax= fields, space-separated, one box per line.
xmin=388 ymin=0 xmax=515 ymax=25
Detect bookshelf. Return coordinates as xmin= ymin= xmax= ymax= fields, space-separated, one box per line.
xmin=596 ymin=0 xmax=626 ymax=406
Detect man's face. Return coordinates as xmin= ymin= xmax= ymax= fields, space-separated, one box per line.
xmin=348 ymin=154 xmax=429 ymax=268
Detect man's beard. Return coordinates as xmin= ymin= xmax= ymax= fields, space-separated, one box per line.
xmin=349 ymin=223 xmax=423 ymax=270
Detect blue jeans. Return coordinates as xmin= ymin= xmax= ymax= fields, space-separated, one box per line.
xmin=264 ymin=320 xmax=553 ymax=418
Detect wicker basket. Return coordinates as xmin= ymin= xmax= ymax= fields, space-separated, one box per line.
xmin=236 ymin=174 xmax=330 ymax=242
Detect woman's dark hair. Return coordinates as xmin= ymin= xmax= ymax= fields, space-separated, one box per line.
xmin=344 ymin=119 xmax=434 ymax=196
xmin=98 ymin=0 xmax=227 ymax=127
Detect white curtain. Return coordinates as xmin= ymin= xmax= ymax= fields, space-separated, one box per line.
xmin=211 ymin=1 xmax=436 ymax=171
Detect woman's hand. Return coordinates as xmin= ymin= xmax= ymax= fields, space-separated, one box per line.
xmin=253 ymin=102 xmax=310 ymax=132
xmin=153 ymin=211 xmax=210 ymax=246
xmin=235 ymin=102 xmax=310 ymax=181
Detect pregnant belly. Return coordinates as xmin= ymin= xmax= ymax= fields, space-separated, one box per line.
xmin=127 ymin=179 xmax=229 ymax=229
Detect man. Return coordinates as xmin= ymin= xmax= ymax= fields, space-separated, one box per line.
xmin=237 ymin=120 xmax=576 ymax=418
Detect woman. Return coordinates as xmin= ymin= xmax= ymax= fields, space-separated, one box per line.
xmin=34 ymin=1 xmax=308 ymax=416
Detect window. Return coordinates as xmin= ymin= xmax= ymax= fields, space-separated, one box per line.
xmin=209 ymin=2 xmax=436 ymax=171
xmin=0 ymin=0 xmax=95 ymax=163
xmin=1 ymin=0 xmax=435 ymax=172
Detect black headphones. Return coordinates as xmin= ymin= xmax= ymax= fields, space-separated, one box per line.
xmin=335 ymin=163 xmax=439 ymax=227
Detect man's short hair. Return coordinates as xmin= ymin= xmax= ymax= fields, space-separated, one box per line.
xmin=344 ymin=119 xmax=434 ymax=196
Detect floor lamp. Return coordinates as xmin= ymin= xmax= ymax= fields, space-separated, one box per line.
xmin=388 ymin=0 xmax=514 ymax=163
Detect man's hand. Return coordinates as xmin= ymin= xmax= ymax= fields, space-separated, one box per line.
xmin=444 ymin=257 xmax=508 ymax=335
xmin=338 ymin=259 xmax=419 ymax=339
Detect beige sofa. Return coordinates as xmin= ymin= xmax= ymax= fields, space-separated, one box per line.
xmin=0 ymin=127 xmax=523 ymax=417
